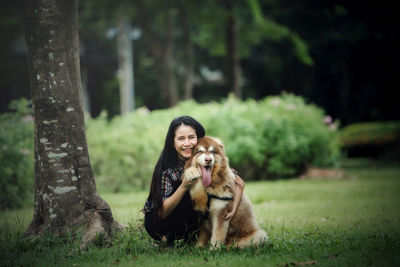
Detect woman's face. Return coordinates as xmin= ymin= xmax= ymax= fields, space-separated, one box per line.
xmin=174 ymin=124 xmax=198 ymax=160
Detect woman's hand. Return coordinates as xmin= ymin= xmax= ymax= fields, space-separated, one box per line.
xmin=225 ymin=175 xmax=245 ymax=221
xmin=160 ymin=168 xmax=201 ymax=219
xmin=181 ymin=176 xmax=197 ymax=190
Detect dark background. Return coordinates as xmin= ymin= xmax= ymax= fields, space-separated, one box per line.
xmin=1 ymin=0 xmax=398 ymax=126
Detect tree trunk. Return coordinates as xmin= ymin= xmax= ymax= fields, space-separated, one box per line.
xmin=23 ymin=0 xmax=122 ymax=250
xmin=155 ymin=10 xmax=178 ymax=106
xmin=178 ymin=0 xmax=194 ymax=100
xmin=225 ymin=1 xmax=242 ymax=98
xmin=117 ymin=19 xmax=134 ymax=115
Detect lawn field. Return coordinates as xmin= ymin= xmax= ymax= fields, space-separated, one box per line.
xmin=1 ymin=159 xmax=400 ymax=266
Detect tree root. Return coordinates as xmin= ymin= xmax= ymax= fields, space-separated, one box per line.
xmin=78 ymin=211 xmax=124 ymax=251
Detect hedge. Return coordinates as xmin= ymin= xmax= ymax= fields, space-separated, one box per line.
xmin=0 ymin=95 xmax=341 ymax=201
xmin=86 ymin=94 xmax=340 ymax=192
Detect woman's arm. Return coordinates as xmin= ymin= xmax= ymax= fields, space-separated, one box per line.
xmin=159 ymin=176 xmax=193 ymax=219
xmin=225 ymin=175 xmax=245 ymax=220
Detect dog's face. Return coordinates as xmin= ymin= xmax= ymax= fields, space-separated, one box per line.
xmin=191 ymin=136 xmax=225 ymax=187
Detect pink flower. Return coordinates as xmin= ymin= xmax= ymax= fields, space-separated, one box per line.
xmin=271 ymin=99 xmax=280 ymax=107
xmin=322 ymin=116 xmax=332 ymax=125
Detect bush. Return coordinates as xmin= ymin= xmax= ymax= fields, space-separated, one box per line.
xmin=86 ymin=94 xmax=340 ymax=191
xmin=339 ymin=121 xmax=400 ymax=158
xmin=0 ymin=95 xmax=340 ymax=198
xmin=0 ymin=98 xmax=34 ymax=209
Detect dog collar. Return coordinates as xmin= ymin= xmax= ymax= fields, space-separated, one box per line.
xmin=206 ymin=193 xmax=233 ymax=209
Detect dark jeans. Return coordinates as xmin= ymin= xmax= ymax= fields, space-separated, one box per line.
xmin=144 ymin=192 xmax=199 ymax=245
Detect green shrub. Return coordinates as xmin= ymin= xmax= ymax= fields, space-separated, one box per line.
xmin=0 ymin=95 xmax=340 ymax=198
xmin=86 ymin=94 xmax=340 ymax=191
xmin=340 ymin=121 xmax=400 ymax=147
xmin=0 ymin=98 xmax=34 ymax=209
xmin=339 ymin=121 xmax=400 ymax=158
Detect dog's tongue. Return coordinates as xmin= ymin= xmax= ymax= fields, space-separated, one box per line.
xmin=200 ymin=166 xmax=212 ymax=187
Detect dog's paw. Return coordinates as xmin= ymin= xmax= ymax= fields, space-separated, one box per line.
xmin=184 ymin=166 xmax=201 ymax=182
xmin=209 ymin=241 xmax=221 ymax=251
xmin=196 ymin=240 xmax=206 ymax=248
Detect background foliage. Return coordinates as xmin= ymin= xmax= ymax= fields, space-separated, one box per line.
xmin=2 ymin=97 xmax=399 ymax=206
xmin=86 ymin=94 xmax=340 ymax=192
xmin=0 ymin=99 xmax=34 ymax=209
xmin=340 ymin=121 xmax=400 ymax=159
xmin=1 ymin=0 xmax=397 ymax=126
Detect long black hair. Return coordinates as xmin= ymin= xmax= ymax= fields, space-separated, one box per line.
xmin=147 ymin=116 xmax=205 ymax=215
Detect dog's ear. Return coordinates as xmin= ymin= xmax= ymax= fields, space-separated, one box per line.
xmin=210 ymin=136 xmax=225 ymax=152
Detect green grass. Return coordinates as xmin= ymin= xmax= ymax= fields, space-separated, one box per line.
xmin=1 ymin=159 xmax=400 ymax=266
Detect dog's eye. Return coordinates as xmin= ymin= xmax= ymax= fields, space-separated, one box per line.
xmin=196 ymin=150 xmax=202 ymax=154
xmin=211 ymin=151 xmax=216 ymax=154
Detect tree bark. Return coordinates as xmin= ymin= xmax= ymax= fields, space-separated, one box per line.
xmin=23 ymin=0 xmax=122 ymax=250
xmin=225 ymin=0 xmax=242 ymax=98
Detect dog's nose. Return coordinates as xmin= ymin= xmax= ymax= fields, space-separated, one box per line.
xmin=205 ymin=157 xmax=212 ymax=164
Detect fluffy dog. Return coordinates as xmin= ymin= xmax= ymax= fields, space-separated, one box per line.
xmin=183 ymin=136 xmax=268 ymax=248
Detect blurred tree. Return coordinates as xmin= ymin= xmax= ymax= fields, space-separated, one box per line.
xmin=250 ymin=0 xmax=398 ymax=124
xmin=79 ymin=0 xmax=137 ymax=115
xmin=23 ymin=0 xmax=121 ymax=249
xmin=132 ymin=0 xmax=179 ymax=107
xmin=177 ymin=0 xmax=195 ymax=100
xmin=117 ymin=18 xmax=135 ymax=114
xmin=0 ymin=0 xmax=28 ymax=114
xmin=246 ymin=0 xmax=313 ymax=65
xmin=1 ymin=0 xmax=397 ymax=125
xmin=193 ymin=0 xmax=313 ymax=98
xmin=224 ymin=0 xmax=241 ymax=98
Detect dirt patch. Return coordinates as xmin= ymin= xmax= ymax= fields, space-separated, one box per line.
xmin=299 ymin=167 xmax=354 ymax=180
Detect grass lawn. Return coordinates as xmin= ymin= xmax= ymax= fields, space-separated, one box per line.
xmin=1 ymin=159 xmax=400 ymax=266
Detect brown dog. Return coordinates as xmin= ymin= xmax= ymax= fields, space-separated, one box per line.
xmin=183 ymin=136 xmax=268 ymax=248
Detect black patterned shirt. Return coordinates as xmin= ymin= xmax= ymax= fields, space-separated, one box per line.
xmin=143 ymin=159 xmax=185 ymax=213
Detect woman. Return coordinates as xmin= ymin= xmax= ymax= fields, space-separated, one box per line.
xmin=143 ymin=115 xmax=244 ymax=246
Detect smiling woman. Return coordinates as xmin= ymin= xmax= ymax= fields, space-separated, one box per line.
xmin=142 ymin=115 xmax=244 ymax=246
xmin=174 ymin=124 xmax=198 ymax=161
xmin=142 ymin=116 xmax=205 ymax=246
